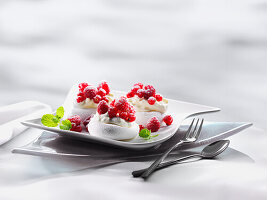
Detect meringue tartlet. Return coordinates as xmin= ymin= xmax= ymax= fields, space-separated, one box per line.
xmin=70 ymin=81 xmax=113 ymax=121
xmin=126 ymin=83 xmax=168 ymax=126
xmin=87 ymin=97 xmax=139 ymax=140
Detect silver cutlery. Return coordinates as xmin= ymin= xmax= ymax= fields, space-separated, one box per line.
xmin=132 ymin=139 xmax=229 ymax=177
xmin=139 ymin=118 xmax=204 ymax=179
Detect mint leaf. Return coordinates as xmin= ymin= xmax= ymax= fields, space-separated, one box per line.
xmin=56 ymin=106 xmax=64 ymax=119
xmin=59 ymin=119 xmax=72 ymax=130
xmin=59 ymin=125 xmax=70 ymax=130
xmin=41 ymin=114 xmax=59 ymax=127
xmin=139 ymin=128 xmax=151 ymax=139
xmin=139 ymin=128 xmax=158 ymax=140
xmin=52 ymin=116 xmax=60 ymax=123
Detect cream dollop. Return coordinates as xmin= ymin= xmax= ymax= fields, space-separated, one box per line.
xmin=87 ymin=114 xmax=139 ymax=140
xmin=96 ymin=113 xmax=134 ymax=128
xmin=75 ymin=98 xmax=97 ymax=109
xmin=128 ymin=96 xmax=168 ymax=114
xmin=74 ymin=93 xmax=114 ymax=109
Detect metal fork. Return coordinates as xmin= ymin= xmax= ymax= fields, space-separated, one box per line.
xmin=137 ymin=118 xmax=204 ymax=179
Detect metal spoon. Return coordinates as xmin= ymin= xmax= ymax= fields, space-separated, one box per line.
xmin=132 ymin=140 xmax=230 ymax=178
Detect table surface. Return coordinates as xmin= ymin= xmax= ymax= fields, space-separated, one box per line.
xmin=0 ymin=0 xmax=267 ymax=199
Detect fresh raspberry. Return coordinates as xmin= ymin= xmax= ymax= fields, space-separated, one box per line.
xmin=155 ymin=94 xmax=163 ymax=101
xmin=84 ymin=86 xmax=97 ymax=99
xmin=136 ymin=89 xmax=145 ymax=98
xmin=97 ymin=81 xmax=110 ymax=95
xmin=131 ymin=85 xmax=141 ymax=94
xmin=143 ymin=85 xmax=156 ymax=99
xmin=68 ymin=115 xmax=81 ymax=125
xmin=83 ymin=114 xmax=94 ymax=127
xmin=97 ymin=88 xmax=106 ymax=97
xmin=144 ymin=85 xmax=156 ymax=92
xmin=148 ymin=97 xmax=156 ymax=105
xmin=108 ymin=106 xmax=117 ymax=118
xmin=126 ymin=91 xmax=135 ymax=98
xmin=93 ymin=95 xmax=102 ymax=104
xmin=128 ymin=104 xmax=136 ymax=114
xmin=97 ymin=100 xmax=109 ymax=114
xmin=134 ymin=83 xmax=144 ymax=89
xmin=128 ymin=114 xmax=136 ymax=122
xmin=120 ymin=112 xmax=128 ymax=121
xmin=70 ymin=124 xmax=82 ymax=132
xmin=110 ymin=99 xmax=116 ymax=107
xmin=114 ymin=96 xmax=128 ymax=112
xmin=139 ymin=125 xmax=145 ymax=132
xmin=102 ymin=96 xmax=109 ymax=103
xmin=163 ymin=115 xmax=173 ymax=126
xmin=147 ymin=117 xmax=161 ymax=132
xmin=78 ymin=83 xmax=89 ymax=92
xmin=76 ymin=92 xmax=86 ymax=103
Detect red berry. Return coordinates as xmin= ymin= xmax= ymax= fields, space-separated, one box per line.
xmin=136 ymin=89 xmax=145 ymax=98
xmin=148 ymin=97 xmax=156 ymax=105
xmin=97 ymin=81 xmax=110 ymax=95
xmin=68 ymin=115 xmax=81 ymax=125
xmin=128 ymin=114 xmax=136 ymax=122
xmin=102 ymin=96 xmax=109 ymax=103
xmin=70 ymin=124 xmax=82 ymax=132
xmin=78 ymin=83 xmax=89 ymax=92
xmin=131 ymin=85 xmax=141 ymax=94
xmin=97 ymin=88 xmax=106 ymax=97
xmin=93 ymin=95 xmax=101 ymax=104
xmin=144 ymin=85 xmax=156 ymax=92
xmin=143 ymin=85 xmax=156 ymax=99
xmin=114 ymin=96 xmax=128 ymax=112
xmin=120 ymin=112 xmax=128 ymax=121
xmin=163 ymin=115 xmax=173 ymax=126
xmin=97 ymin=100 xmax=109 ymax=114
xmin=134 ymin=83 xmax=144 ymax=89
xmin=126 ymin=91 xmax=135 ymax=98
xmin=84 ymin=86 xmax=97 ymax=99
xmin=108 ymin=106 xmax=117 ymax=118
xmin=155 ymin=94 xmax=163 ymax=101
xmin=129 ymin=105 xmax=136 ymax=114
xmin=76 ymin=92 xmax=86 ymax=103
xmin=147 ymin=117 xmax=161 ymax=132
xmin=83 ymin=115 xmax=94 ymax=127
xmin=110 ymin=99 xmax=116 ymax=107
xmin=139 ymin=125 xmax=145 ymax=132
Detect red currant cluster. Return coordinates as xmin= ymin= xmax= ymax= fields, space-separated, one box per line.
xmin=97 ymin=97 xmax=136 ymax=122
xmin=126 ymin=83 xmax=163 ymax=105
xmin=139 ymin=115 xmax=173 ymax=132
xmin=76 ymin=81 xmax=110 ymax=104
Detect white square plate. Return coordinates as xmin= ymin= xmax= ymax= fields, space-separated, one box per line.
xmin=21 ymin=85 xmax=220 ymax=150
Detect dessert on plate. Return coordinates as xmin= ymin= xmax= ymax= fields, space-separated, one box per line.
xmin=126 ymin=83 xmax=169 ymax=126
xmin=70 ymin=81 xmax=113 ymax=121
xmin=87 ymin=97 xmax=139 ymax=140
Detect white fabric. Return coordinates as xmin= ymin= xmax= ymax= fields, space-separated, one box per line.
xmin=0 ymin=101 xmax=51 ymax=145
xmin=0 ymin=103 xmax=266 ymax=200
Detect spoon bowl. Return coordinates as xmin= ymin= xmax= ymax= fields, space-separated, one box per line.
xmin=201 ymin=140 xmax=230 ymax=158
xmin=132 ymin=140 xmax=230 ymax=177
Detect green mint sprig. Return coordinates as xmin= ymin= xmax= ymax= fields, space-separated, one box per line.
xmin=139 ymin=128 xmax=158 ymax=140
xmin=41 ymin=106 xmax=72 ymax=130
